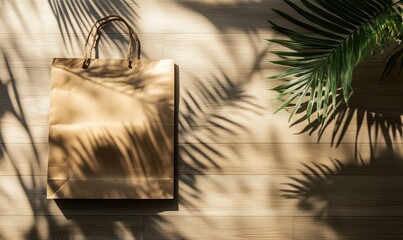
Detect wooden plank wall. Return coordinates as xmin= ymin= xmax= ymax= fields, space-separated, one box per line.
xmin=0 ymin=0 xmax=402 ymax=239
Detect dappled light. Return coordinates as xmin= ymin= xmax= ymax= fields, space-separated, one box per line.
xmin=282 ymin=149 xmax=403 ymax=237
xmin=290 ymin=54 xmax=402 ymax=158
xmin=46 ymin=15 xmax=176 ymax=201
xmin=280 ymin=49 xmax=403 ymax=238
xmin=0 ymin=0 xmax=402 ymax=239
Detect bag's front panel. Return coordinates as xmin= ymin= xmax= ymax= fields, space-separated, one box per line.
xmin=48 ymin=58 xmax=175 ymax=199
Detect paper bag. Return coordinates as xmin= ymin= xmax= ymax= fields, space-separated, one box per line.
xmin=47 ymin=15 xmax=175 ymax=199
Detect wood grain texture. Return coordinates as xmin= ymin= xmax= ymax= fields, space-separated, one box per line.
xmin=144 ymin=216 xmax=293 ymax=240
xmin=0 ymin=33 xmax=164 ymax=68
xmin=294 ymin=217 xmax=403 ymax=240
xmin=1 ymin=65 xmax=401 ymax=145
xmin=179 ymin=142 xmax=403 ymax=175
xmin=1 ymin=142 xmax=402 ymax=176
xmin=0 ymin=0 xmax=402 ymax=238
xmin=3 ymin=174 xmax=403 ymax=217
xmin=0 ymin=215 xmax=143 ymax=240
xmin=0 ymin=0 xmax=280 ymax=34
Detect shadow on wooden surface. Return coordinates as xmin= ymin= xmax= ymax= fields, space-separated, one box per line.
xmin=283 ymin=149 xmax=403 ymax=239
xmin=48 ymin=0 xmax=140 ymax=56
xmin=1 ymin=2 xmax=165 ymax=239
xmin=282 ymin=149 xmax=403 ymax=214
xmin=0 ymin=53 xmax=47 ymax=239
xmin=4 ymin=0 xmax=403 ymax=239
xmin=291 ymin=58 xmax=402 ymax=158
xmin=174 ymin=0 xmax=279 ymax=33
xmin=281 ymin=55 xmax=403 ymax=239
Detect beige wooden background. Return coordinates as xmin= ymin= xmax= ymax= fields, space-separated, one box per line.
xmin=0 ymin=0 xmax=402 ymax=239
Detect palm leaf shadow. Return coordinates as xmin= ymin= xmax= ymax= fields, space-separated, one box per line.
xmin=173 ymin=0 xmax=278 ymax=33
xmin=281 ymin=149 xmax=403 ymax=237
xmin=141 ymin=69 xmax=264 ymax=238
xmin=175 ymin=70 xmax=264 ymax=216
xmin=179 ymin=70 xmax=263 ymax=173
xmin=292 ymin=64 xmax=402 ymax=159
xmin=268 ymin=0 xmax=402 ymax=122
xmin=0 ymin=2 xmax=160 ymax=239
xmin=48 ymin=0 xmax=139 ymax=53
xmin=281 ymin=60 xmax=403 ymax=238
xmin=0 ymin=54 xmax=39 ymax=161
xmin=1 ymin=0 xmax=269 ymax=238
xmin=0 ymin=53 xmax=71 ymax=239
xmin=49 ymin=104 xmax=175 ymax=199
xmin=173 ymin=0 xmax=272 ymax=74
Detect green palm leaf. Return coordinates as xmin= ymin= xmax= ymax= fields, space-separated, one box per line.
xmin=269 ymin=0 xmax=403 ymax=122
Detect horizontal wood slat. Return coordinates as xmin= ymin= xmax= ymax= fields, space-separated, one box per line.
xmin=294 ymin=217 xmax=403 ymax=240
xmin=144 ymin=216 xmax=292 ymax=240
xmin=0 ymin=215 xmax=143 ymax=240
xmin=1 ymin=142 xmax=401 ymax=176
xmin=0 ymin=0 xmax=402 ymax=239
xmin=0 ymin=0 xmax=283 ymax=35
xmin=0 ymin=33 xmax=164 ymax=68
xmin=0 ymin=66 xmax=401 ymax=144
xmin=2 ymin=174 xmax=403 ymax=217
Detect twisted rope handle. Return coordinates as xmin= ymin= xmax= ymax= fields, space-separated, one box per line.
xmin=82 ymin=15 xmax=141 ymax=68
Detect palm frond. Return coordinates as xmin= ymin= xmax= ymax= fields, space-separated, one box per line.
xmin=269 ymin=0 xmax=403 ymax=122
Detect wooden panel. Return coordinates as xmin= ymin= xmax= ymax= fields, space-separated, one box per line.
xmin=0 ymin=215 xmax=143 ymax=240
xmin=0 ymin=108 xmax=48 ymax=144
xmin=144 ymin=216 xmax=292 ymax=240
xmin=0 ymin=142 xmax=401 ymax=177
xmin=0 ymin=143 xmax=46 ymax=176
xmin=1 ymin=66 xmax=401 ymax=144
xmin=0 ymin=0 xmax=279 ymax=34
xmin=294 ymin=217 xmax=403 ymax=240
xmin=165 ymin=36 xmax=394 ymax=69
xmin=164 ymin=34 xmax=271 ymax=69
xmin=0 ymin=33 xmax=164 ymax=68
xmin=0 ymin=33 xmax=276 ymax=68
xmin=1 ymin=0 xmax=402 ymax=239
xmin=3 ymin=174 xmax=403 ymax=217
xmin=179 ymin=143 xmax=403 ymax=175
xmin=0 ymin=113 xmax=401 ymax=145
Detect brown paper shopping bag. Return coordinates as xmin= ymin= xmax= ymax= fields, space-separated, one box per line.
xmin=47 ymin=15 xmax=175 ymax=199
